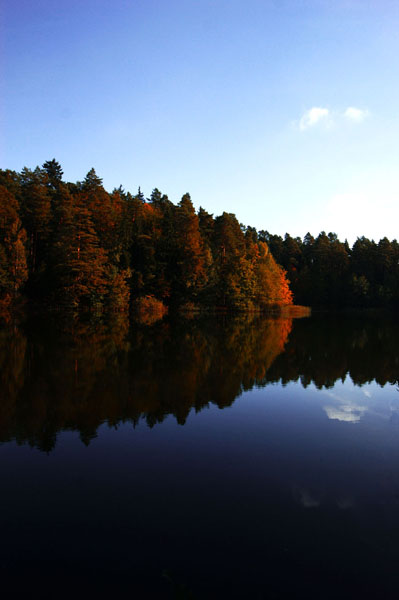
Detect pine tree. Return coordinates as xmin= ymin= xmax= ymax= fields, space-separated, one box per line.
xmin=42 ymin=159 xmax=64 ymax=190
xmin=172 ymin=194 xmax=206 ymax=303
xmin=0 ymin=185 xmax=28 ymax=303
xmin=19 ymin=167 xmax=51 ymax=281
xmin=52 ymin=190 xmax=108 ymax=310
xmin=212 ymin=212 xmax=249 ymax=308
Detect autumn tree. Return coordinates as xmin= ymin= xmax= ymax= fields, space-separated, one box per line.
xmin=19 ymin=167 xmax=51 ymax=287
xmin=212 ymin=212 xmax=249 ymax=308
xmin=172 ymin=194 xmax=206 ymax=304
xmin=51 ymin=189 xmax=108 ymax=311
xmin=0 ymin=186 xmax=28 ymax=305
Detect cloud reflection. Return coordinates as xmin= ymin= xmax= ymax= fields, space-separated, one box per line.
xmin=324 ymin=403 xmax=367 ymax=423
xmin=299 ymin=489 xmax=320 ymax=508
xmin=323 ymin=391 xmax=367 ymax=423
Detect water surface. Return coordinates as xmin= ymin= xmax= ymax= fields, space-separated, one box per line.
xmin=1 ymin=314 xmax=398 ymax=598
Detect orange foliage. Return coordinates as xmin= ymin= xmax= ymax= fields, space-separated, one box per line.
xmin=135 ymin=295 xmax=168 ymax=325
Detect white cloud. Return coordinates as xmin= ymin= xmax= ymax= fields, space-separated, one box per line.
xmin=324 ymin=403 xmax=367 ymax=423
xmin=299 ymin=107 xmax=330 ymax=131
xmin=323 ymin=391 xmax=367 ymax=423
xmin=344 ymin=107 xmax=369 ymax=122
xmin=296 ymin=106 xmax=369 ymax=131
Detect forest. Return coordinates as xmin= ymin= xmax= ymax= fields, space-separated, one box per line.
xmin=0 ymin=159 xmax=398 ymax=317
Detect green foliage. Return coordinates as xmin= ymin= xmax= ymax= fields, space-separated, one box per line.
xmin=268 ymin=229 xmax=399 ymax=309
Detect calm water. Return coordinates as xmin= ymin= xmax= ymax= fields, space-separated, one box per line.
xmin=1 ymin=313 xmax=399 ymax=598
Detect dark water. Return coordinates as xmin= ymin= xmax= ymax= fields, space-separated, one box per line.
xmin=1 ymin=313 xmax=399 ymax=598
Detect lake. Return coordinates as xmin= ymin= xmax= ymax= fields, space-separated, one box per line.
xmin=0 ymin=313 xmax=398 ymax=598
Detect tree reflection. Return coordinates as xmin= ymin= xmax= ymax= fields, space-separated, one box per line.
xmin=265 ymin=315 xmax=399 ymax=389
xmin=0 ymin=313 xmax=398 ymax=451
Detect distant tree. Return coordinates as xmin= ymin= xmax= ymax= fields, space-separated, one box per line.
xmin=42 ymin=159 xmax=63 ymax=190
xmin=82 ymin=167 xmax=103 ymax=191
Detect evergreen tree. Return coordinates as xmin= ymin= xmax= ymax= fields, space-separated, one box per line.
xmin=172 ymin=194 xmax=206 ymax=303
xmin=0 ymin=186 xmax=28 ymax=303
xmin=42 ymin=159 xmax=64 ymax=190
xmin=212 ymin=212 xmax=248 ymax=308
xmin=52 ymin=190 xmax=108 ymax=310
xmin=19 ymin=167 xmax=51 ymax=281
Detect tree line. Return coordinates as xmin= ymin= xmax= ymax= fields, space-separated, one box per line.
xmin=0 ymin=159 xmax=398 ymax=315
xmin=0 ymin=160 xmax=292 ymax=316
xmin=263 ymin=230 xmax=399 ymax=309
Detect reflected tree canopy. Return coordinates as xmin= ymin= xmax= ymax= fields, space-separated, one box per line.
xmin=0 ymin=314 xmax=398 ymax=451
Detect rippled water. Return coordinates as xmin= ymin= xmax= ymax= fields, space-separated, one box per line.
xmin=0 ymin=313 xmax=398 ymax=598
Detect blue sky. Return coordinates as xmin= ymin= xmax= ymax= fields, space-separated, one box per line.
xmin=2 ymin=0 xmax=399 ymax=243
